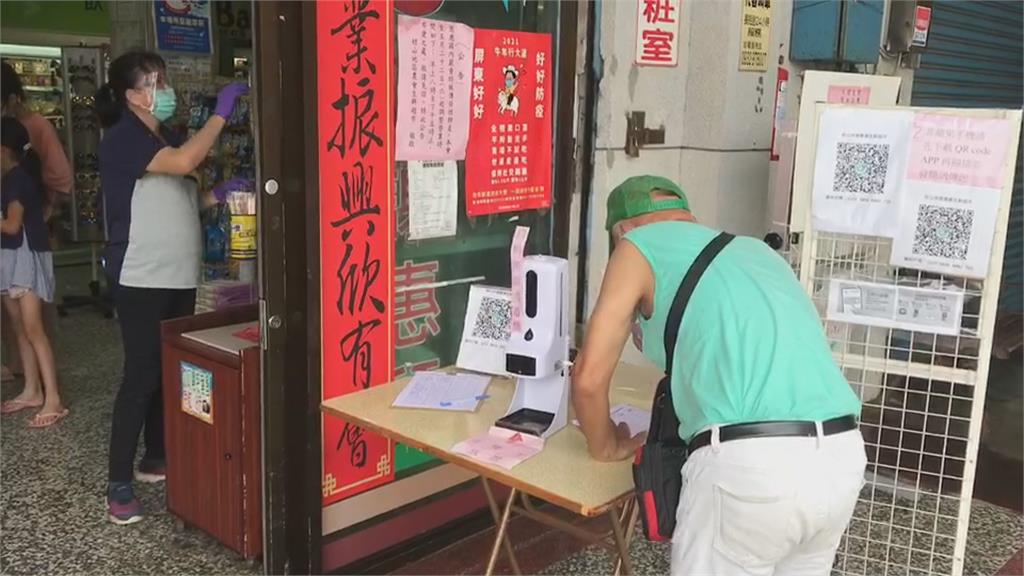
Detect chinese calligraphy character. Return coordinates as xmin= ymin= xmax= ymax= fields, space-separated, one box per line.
xmin=641 ymin=29 xmax=675 ymax=62
xmin=394 ymin=260 xmax=442 ymax=348
xmin=330 ymin=0 xmax=380 ymax=75
xmin=643 ymin=0 xmax=677 ymax=24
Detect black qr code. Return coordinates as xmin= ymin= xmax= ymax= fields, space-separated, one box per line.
xmin=912 ymin=205 xmax=973 ymax=260
xmin=472 ymin=297 xmax=511 ymax=341
xmin=834 ymin=143 xmax=889 ymax=195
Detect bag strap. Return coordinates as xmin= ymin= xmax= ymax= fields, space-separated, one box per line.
xmin=649 ymin=232 xmax=734 ymax=441
xmin=663 ymin=232 xmax=735 ymax=376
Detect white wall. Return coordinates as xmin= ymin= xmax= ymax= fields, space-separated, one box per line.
xmin=584 ymin=0 xmax=790 ymax=364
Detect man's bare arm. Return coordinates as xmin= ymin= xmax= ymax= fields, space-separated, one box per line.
xmin=572 ymin=240 xmax=652 ymax=461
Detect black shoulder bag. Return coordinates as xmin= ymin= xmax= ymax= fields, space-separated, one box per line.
xmin=632 ymin=232 xmax=735 ymax=541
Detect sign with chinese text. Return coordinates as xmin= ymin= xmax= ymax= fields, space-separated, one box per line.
xmin=464 ymin=29 xmax=553 ymax=217
xmin=912 ymin=5 xmax=931 ymax=47
xmin=635 ymin=0 xmax=681 ymax=66
xmin=827 ymin=85 xmax=871 ymax=105
xmin=180 ymin=362 xmax=214 ymax=425
xmin=396 ymin=16 xmax=473 ymax=161
xmin=905 ymin=114 xmax=1012 ymax=190
xmin=317 ymin=0 xmax=395 ymax=507
xmin=154 ymin=0 xmax=213 ymax=55
xmin=739 ymin=0 xmax=770 ymax=72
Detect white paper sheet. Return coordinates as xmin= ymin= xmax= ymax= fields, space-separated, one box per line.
xmin=456 ymin=285 xmax=512 ymax=376
xmin=392 ymin=371 xmax=491 ymax=412
xmin=826 ymin=279 xmax=965 ymax=336
xmin=811 ymin=108 xmax=914 ymax=236
xmin=408 ymin=160 xmax=458 ymax=240
xmin=572 ymin=404 xmax=652 ymax=436
xmin=890 ymin=183 xmax=1001 ymax=279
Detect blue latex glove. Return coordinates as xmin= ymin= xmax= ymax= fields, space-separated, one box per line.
xmin=214 ymin=82 xmax=250 ymax=120
xmin=211 ymin=178 xmax=254 ymax=203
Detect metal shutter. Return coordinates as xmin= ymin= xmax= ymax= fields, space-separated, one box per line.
xmin=912 ymin=0 xmax=1024 ymax=313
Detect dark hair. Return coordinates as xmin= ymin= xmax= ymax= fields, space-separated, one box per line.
xmin=1 ymin=116 xmax=44 ymax=193
xmin=95 ymin=50 xmax=166 ymax=128
xmin=1 ymin=61 xmax=26 ymax=104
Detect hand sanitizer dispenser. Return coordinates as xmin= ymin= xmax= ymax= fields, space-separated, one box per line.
xmin=496 ymin=255 xmax=571 ymax=439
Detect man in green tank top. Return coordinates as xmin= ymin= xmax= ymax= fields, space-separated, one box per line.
xmin=572 ymin=175 xmax=866 ymax=575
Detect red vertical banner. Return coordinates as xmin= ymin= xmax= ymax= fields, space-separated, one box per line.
xmin=464 ymin=29 xmax=553 ymax=217
xmin=317 ymin=0 xmax=396 ymax=507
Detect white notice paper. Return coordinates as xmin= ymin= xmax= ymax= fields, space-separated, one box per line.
xmin=392 ymin=371 xmax=491 ymax=412
xmin=826 ymin=279 xmax=964 ymax=336
xmin=573 ymin=404 xmax=652 ymax=437
xmin=811 ymin=108 xmax=914 ymax=236
xmin=408 ymin=160 xmax=458 ymax=240
xmin=890 ymin=184 xmax=1001 ymax=279
xmin=456 ymin=285 xmax=512 ymax=376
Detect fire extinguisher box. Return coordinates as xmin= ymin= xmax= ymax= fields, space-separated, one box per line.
xmin=160 ymin=304 xmax=262 ymax=560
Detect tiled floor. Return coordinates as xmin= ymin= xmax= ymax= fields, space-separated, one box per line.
xmin=0 ymin=308 xmax=257 ymax=575
xmin=1 ymin=272 xmax=1020 ymax=575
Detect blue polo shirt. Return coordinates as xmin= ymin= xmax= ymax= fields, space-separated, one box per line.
xmin=1 ymin=165 xmax=50 ymax=252
xmin=100 ymin=111 xmax=201 ymax=289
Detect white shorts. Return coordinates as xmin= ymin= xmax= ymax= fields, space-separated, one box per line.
xmin=672 ymin=428 xmax=867 ymax=576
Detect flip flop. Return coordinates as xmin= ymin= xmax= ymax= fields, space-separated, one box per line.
xmin=27 ymin=409 xmax=69 ymax=429
xmin=1 ymin=399 xmax=44 ymax=414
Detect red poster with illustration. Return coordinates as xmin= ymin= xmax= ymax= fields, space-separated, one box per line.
xmin=464 ymin=29 xmax=553 ymax=217
xmin=316 ymin=0 xmax=396 ymax=507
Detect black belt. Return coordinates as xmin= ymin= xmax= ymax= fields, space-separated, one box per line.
xmin=688 ymin=415 xmax=858 ymax=452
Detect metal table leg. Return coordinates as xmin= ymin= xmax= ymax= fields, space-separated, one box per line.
xmin=613 ymin=499 xmax=639 ymax=576
xmin=486 ymin=485 xmax=519 ymax=576
xmin=482 ymin=479 xmax=522 ymax=575
xmin=608 ymin=503 xmax=635 ymax=576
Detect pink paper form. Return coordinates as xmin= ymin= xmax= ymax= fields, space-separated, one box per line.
xmin=452 ymin=426 xmax=544 ymax=470
xmin=396 ymin=15 xmax=474 ymax=161
xmin=906 ymin=113 xmax=1012 ymax=190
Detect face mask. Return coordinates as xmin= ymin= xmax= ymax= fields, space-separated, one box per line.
xmin=152 ymin=87 xmax=177 ymax=122
xmin=505 ymin=78 xmax=515 ymax=88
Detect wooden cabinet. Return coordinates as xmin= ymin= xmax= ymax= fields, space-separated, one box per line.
xmin=161 ymin=306 xmax=262 ymax=560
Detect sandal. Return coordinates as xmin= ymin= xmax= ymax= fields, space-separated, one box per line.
xmin=27 ymin=408 xmax=69 ymax=428
xmin=1 ymin=399 xmax=44 ymax=414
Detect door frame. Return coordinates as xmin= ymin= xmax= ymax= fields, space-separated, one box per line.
xmin=255 ymin=2 xmax=321 ymax=573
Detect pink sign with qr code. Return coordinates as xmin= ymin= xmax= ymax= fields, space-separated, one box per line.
xmin=906 ymin=114 xmax=1012 ymax=190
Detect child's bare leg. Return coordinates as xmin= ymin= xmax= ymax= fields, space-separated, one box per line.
xmin=14 ymin=293 xmax=61 ymax=413
xmin=2 ymin=296 xmax=43 ymax=405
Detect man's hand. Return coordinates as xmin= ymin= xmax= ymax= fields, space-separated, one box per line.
xmin=600 ymin=422 xmax=647 ymax=462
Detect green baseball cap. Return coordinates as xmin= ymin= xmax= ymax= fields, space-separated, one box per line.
xmin=605 ymin=175 xmax=690 ymax=232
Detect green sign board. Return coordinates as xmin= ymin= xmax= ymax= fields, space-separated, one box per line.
xmin=1 ymin=1 xmax=110 ymax=37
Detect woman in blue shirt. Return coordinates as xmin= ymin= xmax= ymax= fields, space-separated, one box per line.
xmin=95 ymin=51 xmax=247 ymax=524
xmin=1 ymin=117 xmax=65 ymax=428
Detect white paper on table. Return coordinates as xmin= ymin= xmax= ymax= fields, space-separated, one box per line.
xmin=456 ymin=285 xmax=512 ymax=376
xmin=408 ymin=160 xmax=458 ymax=240
xmin=452 ymin=426 xmax=545 ymax=470
xmin=392 ymin=371 xmax=491 ymax=412
xmin=826 ymin=279 xmax=965 ymax=336
xmin=811 ymin=108 xmax=914 ymax=237
xmin=572 ymin=404 xmax=652 ymax=436
xmin=890 ymin=182 xmax=1002 ymax=279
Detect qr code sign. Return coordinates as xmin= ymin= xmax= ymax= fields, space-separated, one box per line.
xmin=912 ymin=204 xmax=973 ymax=260
xmin=834 ymin=143 xmax=889 ymax=195
xmin=472 ymin=297 xmax=511 ymax=341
